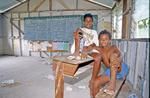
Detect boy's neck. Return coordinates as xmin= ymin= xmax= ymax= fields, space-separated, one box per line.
xmin=83 ymin=26 xmax=92 ymax=29
xmin=100 ymin=45 xmax=111 ymax=49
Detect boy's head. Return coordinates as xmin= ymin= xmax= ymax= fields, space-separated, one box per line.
xmin=83 ymin=13 xmax=93 ymax=29
xmin=98 ymin=30 xmax=112 ymax=47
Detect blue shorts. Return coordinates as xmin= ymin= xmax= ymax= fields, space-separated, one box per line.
xmin=105 ymin=63 xmax=129 ymax=79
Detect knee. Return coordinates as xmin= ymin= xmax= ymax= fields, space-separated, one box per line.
xmin=93 ymin=54 xmax=102 ymax=62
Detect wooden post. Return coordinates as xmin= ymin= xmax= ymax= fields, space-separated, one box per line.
xmin=55 ymin=62 xmax=64 ymax=98
xmin=122 ymin=0 xmax=132 ymax=39
xmin=49 ymin=0 xmax=52 ymax=11
xmin=10 ymin=13 xmax=14 ymax=55
xmin=122 ymin=0 xmax=127 ymax=39
xmin=27 ymin=0 xmax=30 ymax=17
xmin=18 ymin=13 xmax=23 ymax=56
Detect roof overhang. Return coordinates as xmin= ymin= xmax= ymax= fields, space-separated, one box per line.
xmin=0 ymin=0 xmax=27 ymax=14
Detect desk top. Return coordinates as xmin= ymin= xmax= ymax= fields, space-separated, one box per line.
xmin=53 ymin=55 xmax=93 ymax=65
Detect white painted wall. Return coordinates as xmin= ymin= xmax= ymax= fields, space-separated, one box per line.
xmin=2 ymin=14 xmax=14 ymax=55
xmin=2 ymin=0 xmax=111 ymax=56
xmin=0 ymin=15 xmax=3 ymax=55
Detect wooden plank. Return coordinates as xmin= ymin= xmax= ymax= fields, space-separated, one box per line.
xmin=126 ymin=41 xmax=137 ymax=84
xmin=96 ymin=79 xmax=126 ymax=98
xmin=53 ymin=55 xmax=93 ymax=65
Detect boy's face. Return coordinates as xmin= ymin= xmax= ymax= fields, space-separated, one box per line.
xmin=99 ymin=34 xmax=111 ymax=47
xmin=84 ymin=17 xmax=93 ymax=29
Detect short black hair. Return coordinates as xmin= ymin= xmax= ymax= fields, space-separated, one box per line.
xmin=98 ymin=30 xmax=112 ymax=39
xmin=84 ymin=13 xmax=93 ymax=21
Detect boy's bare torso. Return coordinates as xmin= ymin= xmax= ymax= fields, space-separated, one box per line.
xmin=95 ymin=45 xmax=121 ymax=69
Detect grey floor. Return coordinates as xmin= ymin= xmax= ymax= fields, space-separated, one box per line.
xmin=0 ymin=56 xmax=135 ymax=98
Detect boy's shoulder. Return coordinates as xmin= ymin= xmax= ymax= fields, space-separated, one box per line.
xmin=111 ymin=45 xmax=117 ymax=48
xmin=110 ymin=45 xmax=118 ymax=50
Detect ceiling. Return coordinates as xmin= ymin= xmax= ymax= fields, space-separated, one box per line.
xmin=0 ymin=0 xmax=115 ymax=14
xmin=87 ymin=0 xmax=115 ymax=9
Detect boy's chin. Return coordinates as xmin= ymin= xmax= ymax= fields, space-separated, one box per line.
xmin=84 ymin=26 xmax=92 ymax=29
xmin=101 ymin=45 xmax=109 ymax=47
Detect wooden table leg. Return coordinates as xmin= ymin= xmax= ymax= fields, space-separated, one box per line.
xmin=55 ymin=61 xmax=64 ymax=98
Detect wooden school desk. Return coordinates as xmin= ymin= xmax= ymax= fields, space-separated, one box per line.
xmin=53 ymin=55 xmax=93 ymax=98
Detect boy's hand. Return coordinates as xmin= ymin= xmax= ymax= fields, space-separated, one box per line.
xmin=80 ymin=52 xmax=88 ymax=59
xmin=74 ymin=28 xmax=83 ymax=39
xmin=110 ymin=54 xmax=122 ymax=72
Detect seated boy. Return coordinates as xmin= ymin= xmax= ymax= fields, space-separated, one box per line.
xmin=71 ymin=13 xmax=99 ymax=56
xmin=52 ymin=13 xmax=99 ymax=72
xmin=87 ymin=30 xmax=129 ymax=98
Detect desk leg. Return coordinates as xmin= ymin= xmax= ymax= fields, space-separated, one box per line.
xmin=55 ymin=61 xmax=64 ymax=98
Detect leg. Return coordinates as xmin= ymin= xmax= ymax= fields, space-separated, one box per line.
xmin=89 ymin=53 xmax=102 ymax=98
xmin=74 ymin=32 xmax=80 ymax=56
xmin=89 ymin=75 xmax=110 ymax=97
xmin=104 ymin=65 xmax=117 ymax=95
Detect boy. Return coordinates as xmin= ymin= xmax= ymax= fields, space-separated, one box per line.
xmin=88 ymin=30 xmax=129 ymax=98
xmin=71 ymin=13 xmax=99 ymax=56
xmin=52 ymin=13 xmax=99 ymax=71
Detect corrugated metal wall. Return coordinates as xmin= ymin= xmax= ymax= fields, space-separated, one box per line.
xmin=112 ymin=39 xmax=149 ymax=98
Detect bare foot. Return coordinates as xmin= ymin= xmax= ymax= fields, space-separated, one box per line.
xmin=73 ymin=51 xmax=80 ymax=56
xmin=104 ymin=81 xmax=115 ymax=95
xmin=89 ymin=79 xmax=101 ymax=97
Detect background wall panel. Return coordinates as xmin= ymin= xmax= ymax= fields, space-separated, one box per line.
xmin=112 ymin=39 xmax=149 ymax=98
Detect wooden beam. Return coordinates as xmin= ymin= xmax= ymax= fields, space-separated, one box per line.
xmin=56 ymin=0 xmax=70 ymax=9
xmin=27 ymin=0 xmax=30 ymax=17
xmin=32 ymin=0 xmax=46 ymax=12
xmin=76 ymin=0 xmax=78 ymax=9
xmin=11 ymin=8 xmax=109 ymax=13
xmin=3 ymin=15 xmax=25 ymax=35
xmin=49 ymin=0 xmax=52 ymax=11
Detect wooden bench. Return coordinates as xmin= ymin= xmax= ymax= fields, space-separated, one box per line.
xmin=96 ymin=78 xmax=126 ymax=98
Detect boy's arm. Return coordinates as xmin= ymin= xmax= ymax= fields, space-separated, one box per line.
xmin=82 ymin=43 xmax=96 ymax=52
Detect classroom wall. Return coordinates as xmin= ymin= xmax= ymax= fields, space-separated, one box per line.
xmin=112 ymin=39 xmax=149 ymax=98
xmin=0 ymin=15 xmax=4 ymax=55
xmin=2 ymin=0 xmax=112 ymax=56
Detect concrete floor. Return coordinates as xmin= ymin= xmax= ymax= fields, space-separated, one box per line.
xmin=0 ymin=56 xmax=135 ymax=98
